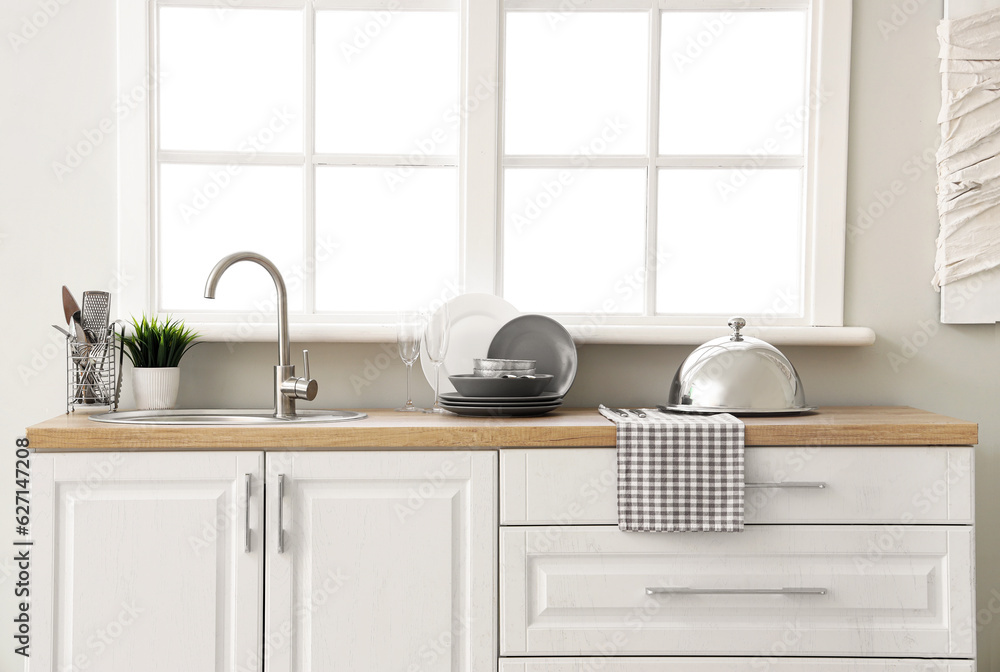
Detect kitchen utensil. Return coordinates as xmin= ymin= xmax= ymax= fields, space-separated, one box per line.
xmin=628 ymin=409 xmax=647 ymax=418
xmin=448 ymin=373 xmax=553 ymax=398
xmin=488 ymin=315 xmax=577 ymax=396
xmin=661 ymin=317 xmax=816 ymax=416
xmin=71 ymin=311 xmax=89 ymax=343
xmin=61 ymin=286 xmax=80 ymax=325
xmin=81 ymin=291 xmax=111 ymax=335
xmin=439 ymin=391 xmax=562 ymax=404
xmin=52 ymin=324 xmax=72 ymax=337
xmin=474 ymin=358 xmax=535 ymax=371
xmin=423 ymin=304 xmax=450 ymax=414
xmin=438 ymin=401 xmax=562 ymax=417
xmin=420 ymin=294 xmax=520 ymax=394
xmin=599 ymin=404 xmax=630 ymax=419
xmin=395 ymin=311 xmax=422 ymax=412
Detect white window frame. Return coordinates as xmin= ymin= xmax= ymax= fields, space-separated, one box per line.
xmin=118 ymin=0 xmax=874 ymax=346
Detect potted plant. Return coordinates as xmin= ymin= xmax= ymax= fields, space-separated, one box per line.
xmin=120 ymin=315 xmax=200 ymax=410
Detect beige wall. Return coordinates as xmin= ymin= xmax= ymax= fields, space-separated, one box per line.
xmin=2 ymin=0 xmax=998 ymax=669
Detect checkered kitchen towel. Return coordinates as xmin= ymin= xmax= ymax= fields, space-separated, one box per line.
xmin=599 ymin=408 xmax=745 ymax=532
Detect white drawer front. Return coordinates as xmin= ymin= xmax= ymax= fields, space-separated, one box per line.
xmin=500 ymin=447 xmax=973 ymax=525
xmin=500 ymin=525 xmax=974 ymax=657
xmin=499 ymin=659 xmax=976 ymax=672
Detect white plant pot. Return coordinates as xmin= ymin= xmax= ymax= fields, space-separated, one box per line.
xmin=132 ymin=367 xmax=180 ymax=410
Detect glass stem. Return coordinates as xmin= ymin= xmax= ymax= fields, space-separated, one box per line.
xmin=433 ymin=363 xmax=441 ymax=408
xmin=405 ymin=362 xmax=412 ymax=407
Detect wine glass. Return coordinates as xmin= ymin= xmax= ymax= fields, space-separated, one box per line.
xmin=395 ymin=311 xmax=422 ymax=412
xmin=422 ymin=304 xmax=450 ymax=414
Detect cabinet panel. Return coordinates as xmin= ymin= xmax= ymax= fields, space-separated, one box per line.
xmin=501 ymin=447 xmax=974 ymax=525
xmin=501 ymin=525 xmax=974 ymax=657
xmin=499 ymin=658 xmax=976 ymax=671
xmin=265 ymin=451 xmax=497 ymax=672
xmin=33 ymin=451 xmax=264 ymax=672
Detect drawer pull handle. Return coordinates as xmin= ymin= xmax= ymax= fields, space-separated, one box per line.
xmin=646 ymin=587 xmax=828 ymax=596
xmin=746 ymin=481 xmax=827 ymax=489
xmin=277 ymin=474 xmax=285 ymax=554
xmin=244 ymin=473 xmax=251 ymax=554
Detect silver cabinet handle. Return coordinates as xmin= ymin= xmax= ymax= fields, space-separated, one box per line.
xmin=244 ymin=474 xmax=251 ymax=553
xmin=277 ymin=474 xmax=285 ymax=554
xmin=647 ymin=587 xmax=828 ymax=596
xmin=746 ymin=481 xmax=827 ymax=489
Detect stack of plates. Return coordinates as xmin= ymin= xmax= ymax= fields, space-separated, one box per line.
xmin=439 ymin=392 xmax=563 ymax=417
xmin=432 ymin=306 xmax=578 ymax=418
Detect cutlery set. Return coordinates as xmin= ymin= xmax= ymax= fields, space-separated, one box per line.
xmin=56 ymin=286 xmax=123 ymax=412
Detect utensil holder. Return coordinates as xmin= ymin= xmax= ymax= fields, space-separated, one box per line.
xmin=66 ymin=321 xmax=124 ymax=413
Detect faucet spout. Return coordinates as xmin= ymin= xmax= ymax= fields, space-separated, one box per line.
xmin=204 ymin=251 xmax=290 ymax=367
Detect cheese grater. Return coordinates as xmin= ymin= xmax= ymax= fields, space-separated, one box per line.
xmin=81 ymin=291 xmax=111 ymax=339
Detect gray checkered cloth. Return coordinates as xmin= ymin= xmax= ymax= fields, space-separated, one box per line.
xmin=599 ymin=408 xmax=746 ymax=532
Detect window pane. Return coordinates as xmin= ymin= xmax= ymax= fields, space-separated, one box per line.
xmin=504 ymin=168 xmax=647 ymax=314
xmin=656 ymin=169 xmax=803 ymax=316
xmin=316 ymin=12 xmax=459 ymax=155
xmin=159 ymin=165 xmax=304 ymax=312
xmin=315 ymin=167 xmax=459 ymax=313
xmin=659 ymin=11 xmax=808 ymax=156
xmin=159 ymin=8 xmax=303 ymax=153
xmin=505 ymin=13 xmax=648 ymax=156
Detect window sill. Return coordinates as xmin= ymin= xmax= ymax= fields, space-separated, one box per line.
xmin=184 ymin=322 xmax=876 ymax=347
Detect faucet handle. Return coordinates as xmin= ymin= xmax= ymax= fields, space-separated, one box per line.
xmin=281 ymin=350 xmax=318 ymax=402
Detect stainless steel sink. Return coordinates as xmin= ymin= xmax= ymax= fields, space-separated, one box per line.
xmin=90 ymin=409 xmax=368 ymax=425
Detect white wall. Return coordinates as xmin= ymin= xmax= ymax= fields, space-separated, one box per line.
xmin=2 ymin=0 xmax=999 ymax=669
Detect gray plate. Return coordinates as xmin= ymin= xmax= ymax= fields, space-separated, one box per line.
xmin=658 ymin=404 xmax=818 ymax=416
xmin=439 ymin=397 xmax=564 ymax=408
xmin=440 ymin=402 xmax=562 ymax=417
xmin=487 ymin=315 xmax=578 ymax=396
xmin=439 ymin=392 xmax=563 ymax=404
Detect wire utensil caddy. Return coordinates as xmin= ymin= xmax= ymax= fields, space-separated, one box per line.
xmin=66 ymin=322 xmax=124 ymax=413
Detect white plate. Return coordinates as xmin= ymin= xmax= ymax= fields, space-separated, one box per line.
xmin=420 ymin=294 xmax=520 ymax=394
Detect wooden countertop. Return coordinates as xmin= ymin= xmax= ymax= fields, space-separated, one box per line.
xmin=24 ymin=406 xmax=978 ymax=451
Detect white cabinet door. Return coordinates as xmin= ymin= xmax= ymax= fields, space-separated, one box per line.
xmin=265 ymin=451 xmax=497 ymax=672
xmin=32 ymin=451 xmax=264 ymax=672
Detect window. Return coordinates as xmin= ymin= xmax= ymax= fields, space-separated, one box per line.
xmin=119 ymin=0 xmax=854 ymax=343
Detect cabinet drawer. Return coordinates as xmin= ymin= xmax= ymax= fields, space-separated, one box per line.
xmin=500 ymin=447 xmax=973 ymax=525
xmin=500 ymin=525 xmax=974 ymax=657
xmin=500 ymin=659 xmax=975 ymax=672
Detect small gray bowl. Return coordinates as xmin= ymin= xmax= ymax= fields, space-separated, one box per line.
xmin=474 ymin=358 xmax=536 ymax=371
xmin=449 ymin=374 xmax=553 ymax=397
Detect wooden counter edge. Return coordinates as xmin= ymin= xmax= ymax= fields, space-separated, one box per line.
xmin=25 ymin=406 xmax=979 ymax=451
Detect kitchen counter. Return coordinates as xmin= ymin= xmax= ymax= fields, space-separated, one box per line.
xmin=25 ymin=406 xmax=977 ymax=451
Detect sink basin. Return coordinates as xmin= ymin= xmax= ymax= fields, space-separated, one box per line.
xmin=90 ymin=409 xmax=368 ymax=425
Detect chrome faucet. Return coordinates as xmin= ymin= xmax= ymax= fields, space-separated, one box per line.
xmin=204 ymin=251 xmax=317 ymax=419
